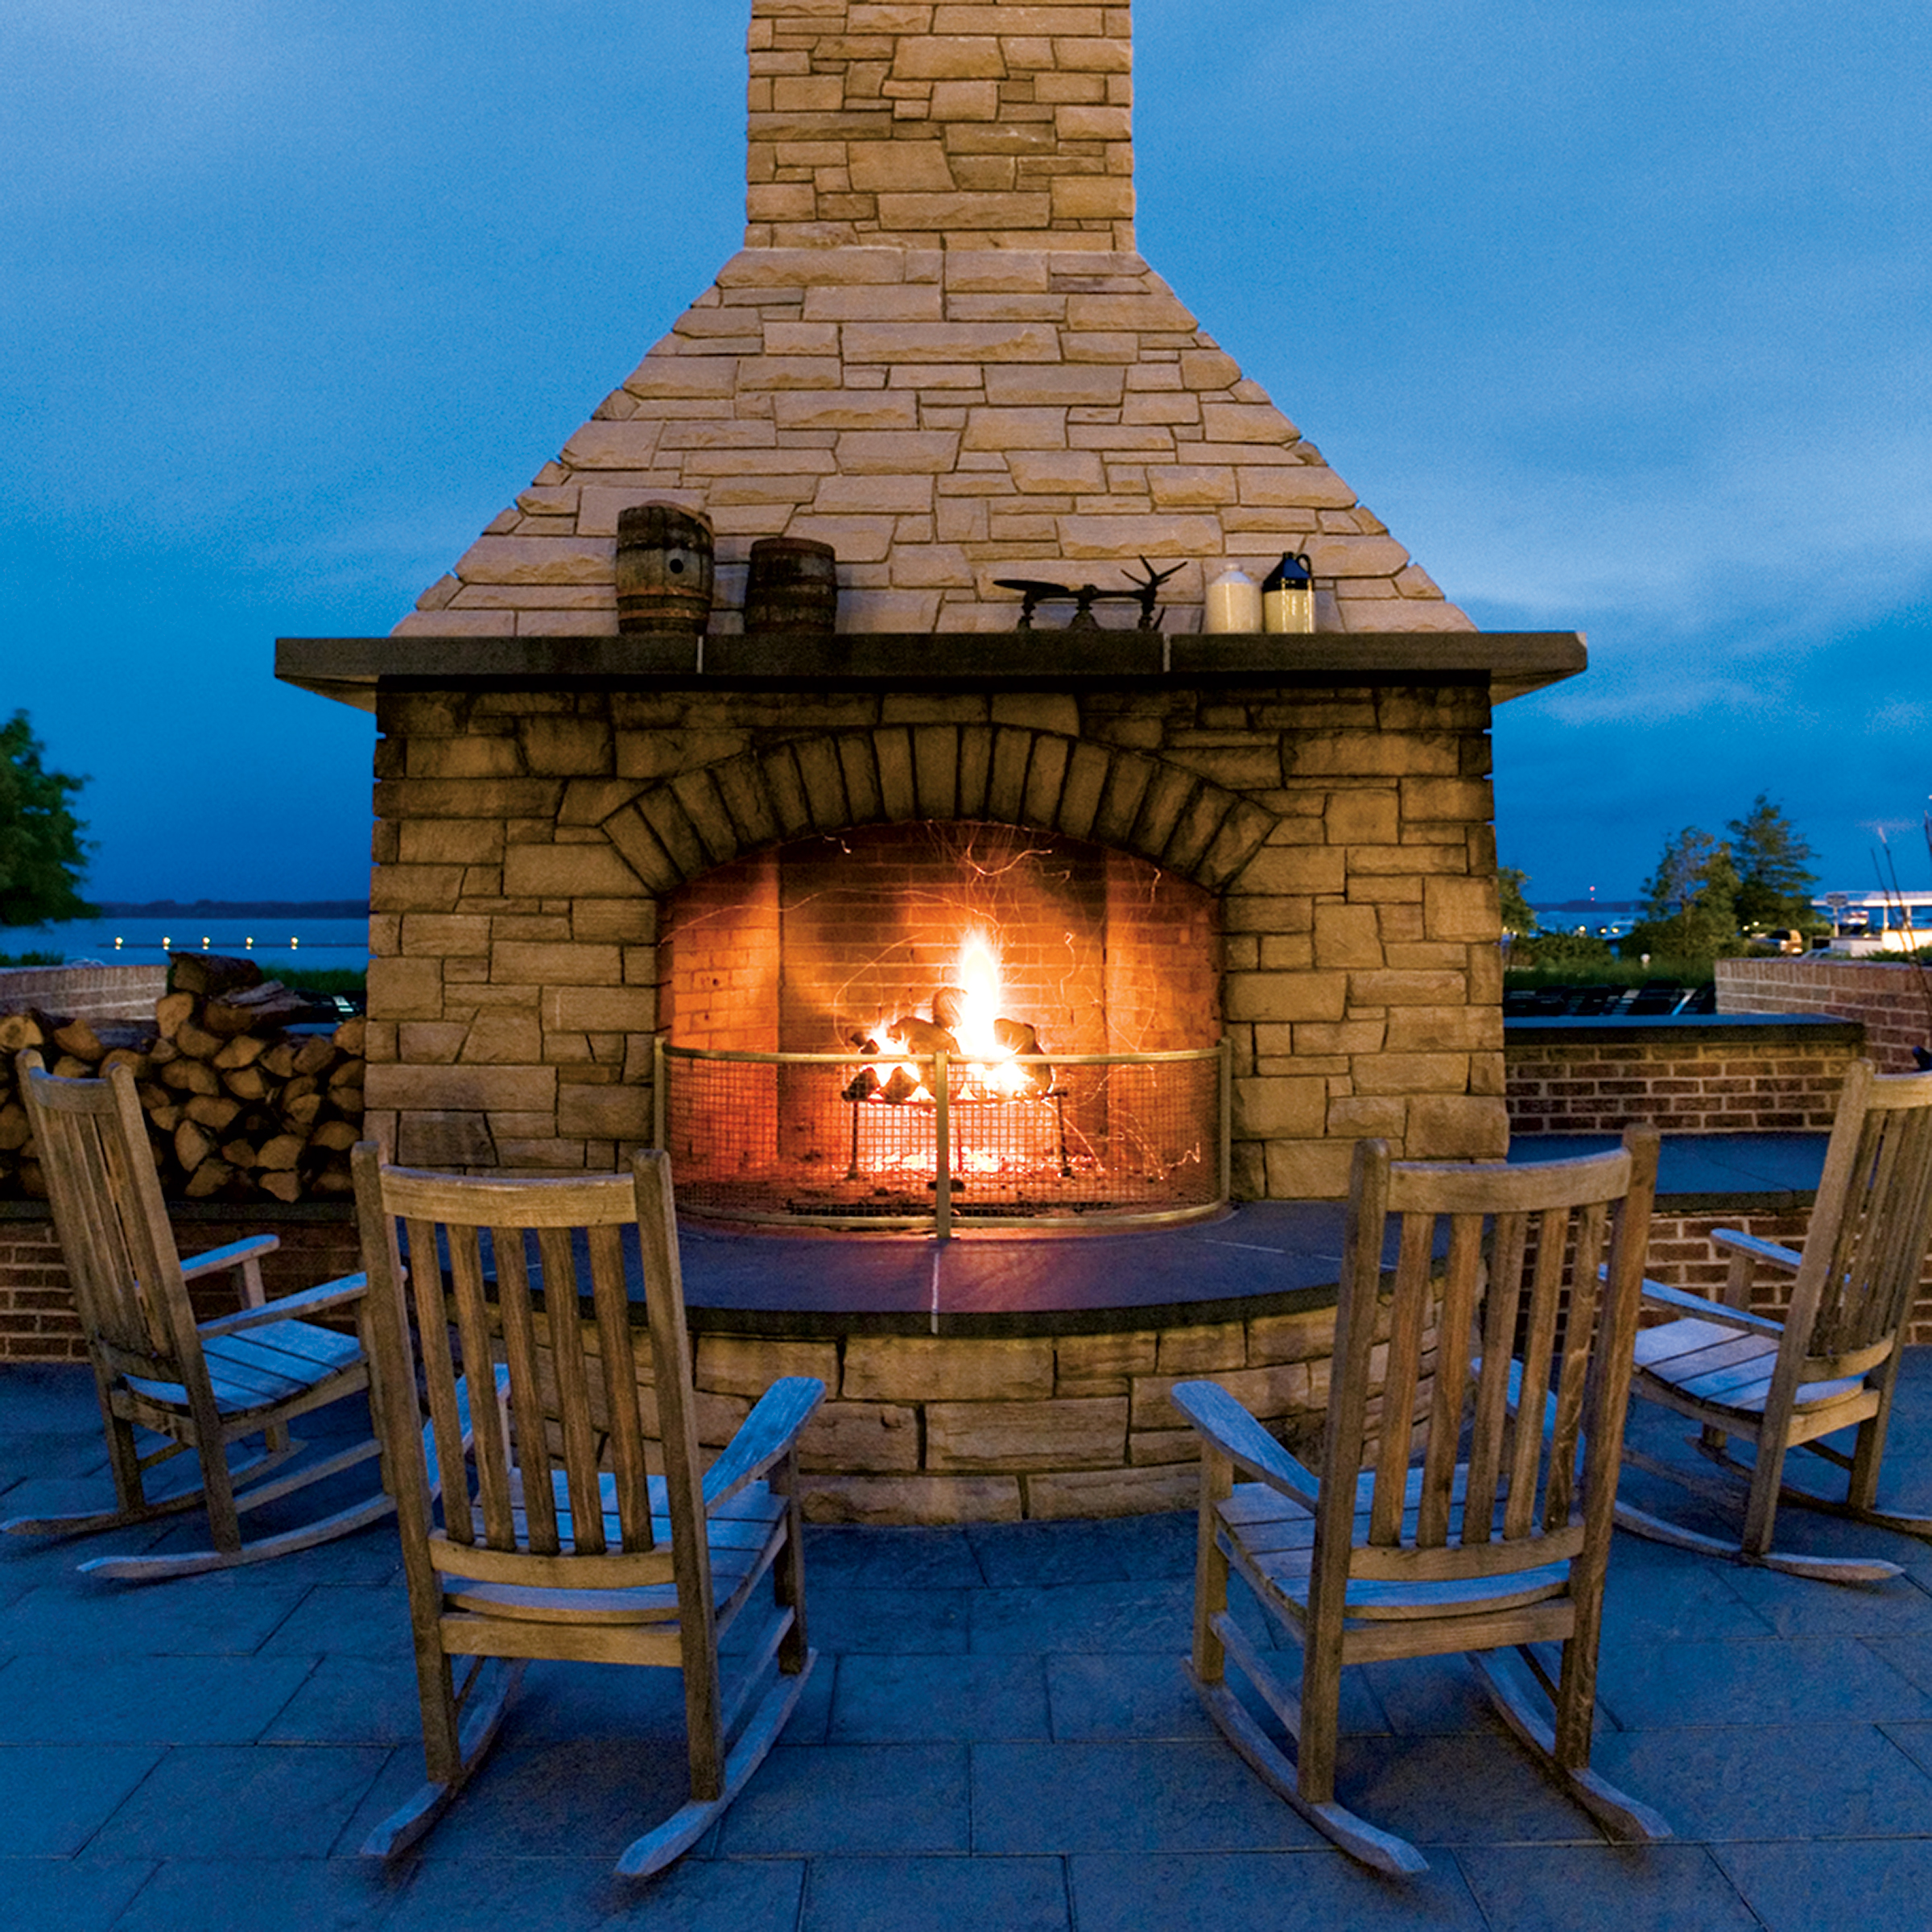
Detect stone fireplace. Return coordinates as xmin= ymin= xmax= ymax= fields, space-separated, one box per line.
xmin=279 ymin=0 xmax=1583 ymax=1212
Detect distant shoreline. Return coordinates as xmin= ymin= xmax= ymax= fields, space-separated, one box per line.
xmin=90 ymin=901 xmax=371 ymax=919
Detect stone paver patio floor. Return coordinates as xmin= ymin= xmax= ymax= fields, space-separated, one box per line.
xmin=8 ymin=1355 xmax=1932 ymax=1930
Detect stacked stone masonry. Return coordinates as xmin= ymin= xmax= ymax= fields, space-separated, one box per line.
xmin=364 ymin=680 xmax=1509 ymax=1195
xmin=396 ymin=2 xmax=1471 ymax=640
xmin=530 ymin=1298 xmax=1433 ymax=1525
xmin=1719 ymin=957 xmax=1932 ymax=1074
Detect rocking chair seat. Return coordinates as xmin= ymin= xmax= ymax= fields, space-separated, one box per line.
xmin=123 ymin=1321 xmax=367 ymax=1414
xmin=1632 ymin=1318 xmax=1870 ymax=1415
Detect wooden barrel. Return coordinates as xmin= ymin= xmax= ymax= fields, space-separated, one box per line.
xmin=615 ymin=503 xmax=714 ymax=635
xmin=744 ymin=536 xmax=837 ymax=635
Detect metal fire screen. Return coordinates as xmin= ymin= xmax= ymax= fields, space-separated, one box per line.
xmin=654 ymin=1040 xmax=1230 ymax=1235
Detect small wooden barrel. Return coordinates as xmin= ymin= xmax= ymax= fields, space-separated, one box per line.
xmin=744 ymin=536 xmax=837 ymax=634
xmin=616 ymin=502 xmax=714 ymax=635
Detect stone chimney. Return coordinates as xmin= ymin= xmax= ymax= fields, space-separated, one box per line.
xmin=397 ymin=1 xmax=1472 ymax=638
xmin=744 ymin=1 xmax=1134 ymax=251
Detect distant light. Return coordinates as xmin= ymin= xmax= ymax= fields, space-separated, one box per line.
xmin=114 ymin=936 xmax=122 ymax=950
xmin=201 ymin=936 xmax=209 ymax=949
xmin=246 ymin=936 xmax=254 ymax=949
xmin=291 ymin=936 xmax=299 ymax=949
xmin=161 ymin=935 xmax=170 ymax=947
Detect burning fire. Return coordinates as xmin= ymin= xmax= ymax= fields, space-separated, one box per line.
xmin=844 ymin=928 xmax=1052 ymax=1105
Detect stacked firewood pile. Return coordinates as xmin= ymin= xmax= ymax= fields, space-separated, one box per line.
xmin=0 ymin=955 xmax=365 ymax=1203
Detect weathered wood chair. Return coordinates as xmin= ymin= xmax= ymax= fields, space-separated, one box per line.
xmin=4 ymin=1050 xmax=390 ymax=1579
xmin=350 ymin=1142 xmax=823 ymax=1878
xmin=1617 ymin=1059 xmax=1932 ymax=1583
xmin=1174 ymin=1127 xmax=1666 ymax=1875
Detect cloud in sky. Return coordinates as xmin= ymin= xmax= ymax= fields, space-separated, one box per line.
xmin=2 ymin=0 xmax=1928 ymax=902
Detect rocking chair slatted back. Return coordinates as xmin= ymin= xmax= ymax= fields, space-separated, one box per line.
xmin=22 ymin=1051 xmax=190 ymax=1378
xmin=365 ymin=1166 xmax=684 ymax=1582
xmin=1800 ymin=1063 xmax=1932 ymax=1372
xmin=1173 ymin=1126 xmax=1666 ymax=1873
xmin=1322 ymin=1137 xmax=1652 ymax=1599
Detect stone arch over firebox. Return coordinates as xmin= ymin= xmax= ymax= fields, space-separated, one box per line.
xmin=589 ymin=727 xmax=1281 ymax=898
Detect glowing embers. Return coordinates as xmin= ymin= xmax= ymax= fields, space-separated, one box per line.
xmin=842 ymin=929 xmax=1054 ymax=1108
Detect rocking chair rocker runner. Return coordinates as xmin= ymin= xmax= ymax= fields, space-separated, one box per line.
xmin=1174 ymin=1127 xmax=1667 ymax=1875
xmin=4 ymin=1051 xmax=392 ymax=1580
xmin=351 ymin=1143 xmax=823 ymax=1878
xmin=1617 ymin=1059 xmax=1932 ymax=1583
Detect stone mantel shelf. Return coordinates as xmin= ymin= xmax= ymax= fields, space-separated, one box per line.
xmin=276 ymin=630 xmax=1585 ymax=712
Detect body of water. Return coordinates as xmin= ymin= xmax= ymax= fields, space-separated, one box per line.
xmin=0 ymin=916 xmax=371 ymax=972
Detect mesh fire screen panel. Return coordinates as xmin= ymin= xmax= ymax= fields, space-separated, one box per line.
xmin=658 ymin=1046 xmax=1228 ymax=1232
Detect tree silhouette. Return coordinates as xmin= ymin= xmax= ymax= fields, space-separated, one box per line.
xmin=0 ymin=712 xmax=96 ymax=927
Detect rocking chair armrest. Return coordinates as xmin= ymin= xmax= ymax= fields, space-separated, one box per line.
xmin=179 ymin=1233 xmax=281 ymax=1282
xmin=1709 ymin=1228 xmax=1804 ymax=1274
xmin=1638 ymin=1278 xmax=1787 ymax=1337
xmin=704 ymin=1377 xmax=827 ymax=1514
xmin=1170 ymin=1379 xmax=1320 ymax=1509
xmin=196 ymin=1272 xmax=369 ymax=1339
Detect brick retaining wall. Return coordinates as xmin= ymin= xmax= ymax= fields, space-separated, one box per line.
xmin=1646 ymin=1204 xmax=1932 ymax=1348
xmin=1718 ymin=956 xmax=1932 ymax=1072
xmin=0 ymin=1208 xmax=363 ymax=1361
xmin=1504 ymin=1018 xmax=1861 ymax=1133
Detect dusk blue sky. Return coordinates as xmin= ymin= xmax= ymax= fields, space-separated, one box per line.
xmin=4 ymin=0 xmax=1928 ymax=908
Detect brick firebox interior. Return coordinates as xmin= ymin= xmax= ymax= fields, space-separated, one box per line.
xmin=279 ymin=1 xmax=1586 ymax=1202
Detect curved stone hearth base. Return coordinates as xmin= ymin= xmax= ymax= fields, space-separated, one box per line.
xmin=526 ymin=1203 xmax=1423 ymax=1525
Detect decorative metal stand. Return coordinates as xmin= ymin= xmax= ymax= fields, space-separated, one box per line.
xmin=993 ymin=557 xmax=1182 ymax=630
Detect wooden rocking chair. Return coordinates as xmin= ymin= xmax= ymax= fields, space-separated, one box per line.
xmin=1174 ymin=1127 xmax=1666 ymax=1875
xmin=351 ymin=1143 xmax=823 ymax=1878
xmin=1617 ymin=1059 xmax=1932 ymax=1583
xmin=4 ymin=1051 xmax=391 ymax=1579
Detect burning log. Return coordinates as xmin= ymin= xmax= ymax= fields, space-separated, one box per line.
xmin=842 ymin=972 xmax=1055 ymax=1108
xmin=992 ymin=1018 xmax=1053 ymax=1098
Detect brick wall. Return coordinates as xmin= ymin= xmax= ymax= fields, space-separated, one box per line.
xmin=0 ymin=1208 xmax=362 ymax=1362
xmin=1644 ymin=1204 xmax=1932 ymax=1349
xmin=1719 ymin=957 xmax=1932 ymax=1072
xmin=0 ymin=964 xmax=167 ymax=1025
xmin=1505 ymin=1020 xmax=1860 ymax=1133
xmin=0 ymin=1218 xmax=75 ymax=1360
